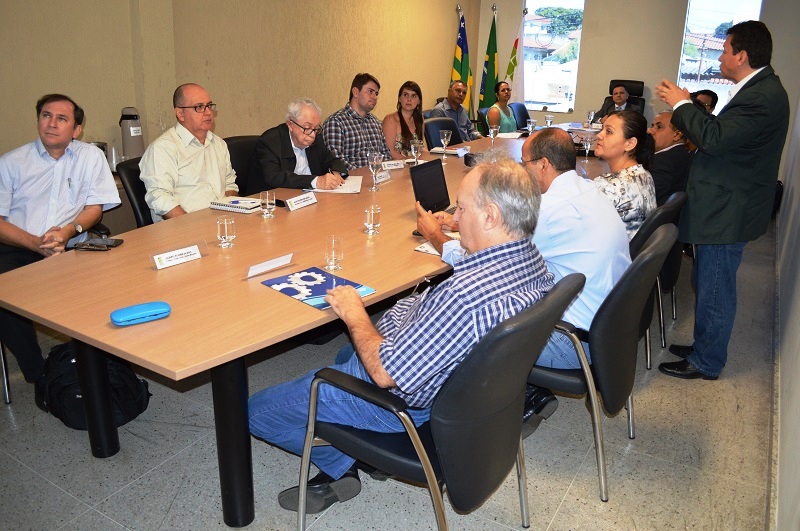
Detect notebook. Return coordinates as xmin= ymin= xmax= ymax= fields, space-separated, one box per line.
xmin=410 ymin=158 xmax=455 ymax=214
xmin=210 ymin=197 xmax=261 ymax=213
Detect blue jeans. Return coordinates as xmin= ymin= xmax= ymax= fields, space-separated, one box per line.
xmin=535 ymin=331 xmax=591 ymax=369
xmin=248 ymin=344 xmax=430 ymax=480
xmin=687 ymin=242 xmax=746 ymax=377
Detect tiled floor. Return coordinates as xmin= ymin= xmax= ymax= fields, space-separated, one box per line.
xmin=1 ymin=226 xmax=774 ymax=530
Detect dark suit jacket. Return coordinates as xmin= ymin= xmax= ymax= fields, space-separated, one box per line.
xmin=247 ymin=123 xmax=347 ymax=195
xmin=651 ymin=144 xmax=691 ymax=206
xmin=672 ymin=66 xmax=789 ymax=244
xmin=593 ymin=99 xmax=642 ymax=122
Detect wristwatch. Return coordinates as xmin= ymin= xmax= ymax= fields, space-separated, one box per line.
xmin=73 ymin=222 xmax=84 ymax=235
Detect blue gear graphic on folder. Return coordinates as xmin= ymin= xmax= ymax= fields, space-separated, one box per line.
xmin=263 ymin=267 xmax=376 ymax=310
xmin=287 ymin=271 xmax=326 ymax=286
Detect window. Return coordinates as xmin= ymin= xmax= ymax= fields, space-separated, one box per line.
xmin=677 ymin=0 xmax=762 ymax=112
xmin=522 ymin=0 xmax=585 ymax=113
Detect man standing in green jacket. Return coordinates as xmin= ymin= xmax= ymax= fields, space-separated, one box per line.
xmin=655 ymin=20 xmax=789 ymax=380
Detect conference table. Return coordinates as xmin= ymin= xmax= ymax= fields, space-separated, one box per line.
xmin=0 ymin=135 xmax=607 ymax=527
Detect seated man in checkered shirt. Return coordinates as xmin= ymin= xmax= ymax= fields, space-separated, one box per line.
xmin=249 ymin=157 xmax=554 ymax=514
xmin=321 ymin=72 xmax=392 ymax=170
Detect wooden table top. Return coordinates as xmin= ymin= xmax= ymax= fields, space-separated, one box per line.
xmin=0 ymin=136 xmax=607 ymax=380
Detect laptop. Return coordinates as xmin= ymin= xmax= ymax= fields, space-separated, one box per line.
xmin=410 ymin=159 xmax=456 ymax=214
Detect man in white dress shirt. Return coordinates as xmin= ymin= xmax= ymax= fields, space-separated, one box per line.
xmin=139 ymin=83 xmax=238 ymax=222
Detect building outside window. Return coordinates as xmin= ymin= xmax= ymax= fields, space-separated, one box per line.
xmin=678 ymin=0 xmax=763 ymax=112
xmin=522 ymin=0 xmax=584 ymax=113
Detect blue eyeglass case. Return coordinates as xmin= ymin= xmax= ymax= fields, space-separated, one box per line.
xmin=111 ymin=301 xmax=171 ymax=326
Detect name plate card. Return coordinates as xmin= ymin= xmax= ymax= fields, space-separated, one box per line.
xmin=153 ymin=244 xmax=203 ymax=270
xmin=286 ymin=192 xmax=318 ymax=211
xmin=374 ymin=170 xmax=391 ymax=184
xmin=382 ymin=160 xmax=405 ymax=171
xmin=244 ymin=253 xmax=293 ymax=280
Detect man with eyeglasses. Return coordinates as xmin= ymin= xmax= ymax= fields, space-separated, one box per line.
xmin=690 ymin=89 xmax=718 ymax=114
xmin=0 ymin=93 xmax=120 ymax=409
xmin=322 ymin=73 xmax=391 ymax=170
xmin=139 ymin=83 xmax=238 ymax=221
xmin=248 ymin=98 xmax=348 ymax=194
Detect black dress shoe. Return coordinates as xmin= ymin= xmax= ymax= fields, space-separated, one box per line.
xmin=658 ymin=359 xmax=718 ymax=380
xmin=668 ymin=344 xmax=693 ymax=359
xmin=278 ymin=466 xmax=361 ymax=513
xmin=34 ymin=376 xmax=48 ymax=412
xmin=522 ymin=385 xmax=558 ymax=423
xmin=355 ymin=460 xmax=392 ymax=481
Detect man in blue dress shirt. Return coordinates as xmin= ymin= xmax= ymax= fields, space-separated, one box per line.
xmin=0 ymin=94 xmax=120 ymax=407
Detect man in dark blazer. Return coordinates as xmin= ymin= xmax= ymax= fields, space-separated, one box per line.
xmin=655 ymin=20 xmax=789 ymax=380
xmin=247 ymin=98 xmax=348 ymax=195
xmin=647 ymin=111 xmax=691 ymax=205
xmin=592 ymin=84 xmax=643 ymax=123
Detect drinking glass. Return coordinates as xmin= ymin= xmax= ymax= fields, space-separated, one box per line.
xmin=259 ymin=190 xmax=276 ymax=218
xmin=582 ymin=138 xmax=592 ymax=162
xmin=367 ymin=151 xmax=384 ymax=192
xmin=216 ymin=215 xmax=236 ymax=248
xmin=323 ymin=235 xmax=343 ymax=272
xmin=364 ymin=204 xmax=381 ymax=235
xmin=526 ymin=119 xmax=535 ymax=135
xmin=439 ymin=130 xmax=452 ymax=164
xmin=410 ymin=139 xmax=424 ymax=166
xmin=488 ymin=125 xmax=500 ymax=147
xmin=545 ymin=114 xmax=555 ymax=127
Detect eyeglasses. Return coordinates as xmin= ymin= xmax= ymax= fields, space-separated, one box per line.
xmin=177 ymin=102 xmax=217 ymax=113
xmin=521 ymin=157 xmax=542 ymax=164
xmin=290 ymin=120 xmax=322 ymax=136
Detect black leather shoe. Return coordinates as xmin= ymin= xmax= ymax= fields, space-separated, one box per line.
xmin=668 ymin=344 xmax=693 ymax=359
xmin=355 ymin=460 xmax=392 ymax=481
xmin=522 ymin=385 xmax=558 ymax=423
xmin=278 ymin=467 xmax=361 ymax=513
xmin=658 ymin=359 xmax=718 ymax=380
xmin=34 ymin=376 xmax=48 ymax=412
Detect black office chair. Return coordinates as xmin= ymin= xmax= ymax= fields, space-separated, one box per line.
xmin=601 ymin=79 xmax=646 ymax=114
xmin=1 ymin=341 xmax=10 ymax=404
xmin=528 ymin=225 xmax=677 ymax=502
xmin=224 ymin=135 xmax=259 ymax=196
xmin=509 ymin=102 xmax=531 ymax=130
xmin=629 ymin=191 xmax=687 ymax=368
xmin=296 ymin=274 xmax=587 ymax=530
xmin=116 ymin=157 xmax=153 ymax=228
xmin=423 ymin=117 xmax=463 ymax=150
xmin=658 ymin=240 xmax=685 ymax=324
xmin=477 ymin=107 xmax=490 ymax=133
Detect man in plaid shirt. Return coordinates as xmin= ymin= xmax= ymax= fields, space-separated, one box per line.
xmin=249 ymin=158 xmax=554 ymax=514
xmin=322 ymin=73 xmax=391 ymax=170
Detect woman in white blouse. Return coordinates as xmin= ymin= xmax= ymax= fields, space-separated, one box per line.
xmin=593 ymin=110 xmax=657 ymax=240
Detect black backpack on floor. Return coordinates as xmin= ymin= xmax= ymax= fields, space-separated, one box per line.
xmin=42 ymin=342 xmax=151 ymax=430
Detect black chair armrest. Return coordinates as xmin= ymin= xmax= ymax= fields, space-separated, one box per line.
xmin=315 ymin=367 xmax=409 ymax=414
xmin=88 ymin=223 xmax=111 ymax=237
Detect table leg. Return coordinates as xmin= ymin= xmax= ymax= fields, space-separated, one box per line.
xmin=211 ymin=358 xmax=254 ymax=527
xmin=74 ymin=340 xmax=120 ymax=458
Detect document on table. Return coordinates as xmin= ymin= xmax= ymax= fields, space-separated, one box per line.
xmin=305 ymin=175 xmax=362 ymax=193
xmin=497 ymin=132 xmax=523 ymax=138
xmin=414 ymin=232 xmax=461 ymax=256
